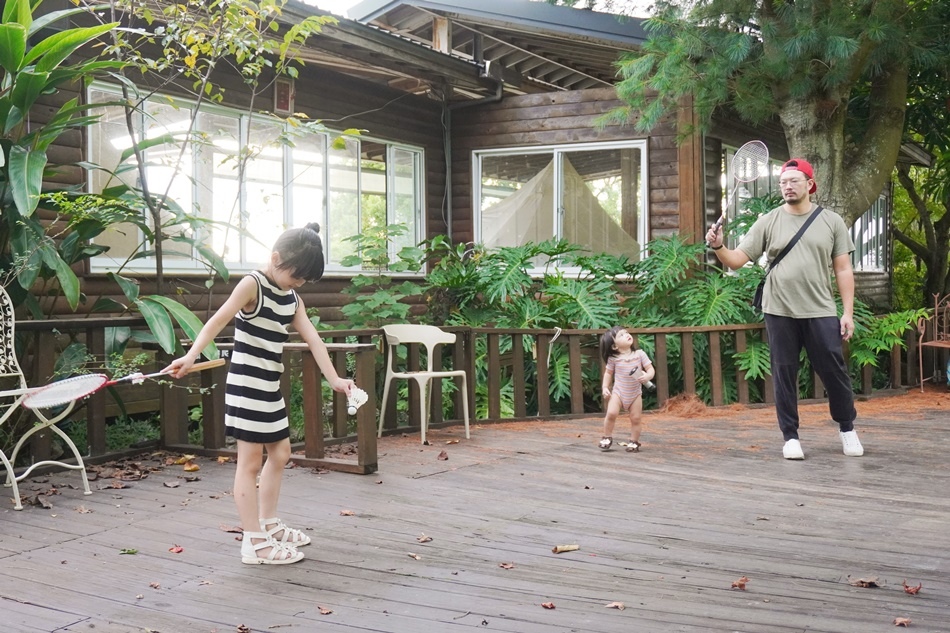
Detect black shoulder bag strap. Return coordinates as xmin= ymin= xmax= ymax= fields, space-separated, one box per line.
xmin=764 ymin=206 xmax=823 ymax=278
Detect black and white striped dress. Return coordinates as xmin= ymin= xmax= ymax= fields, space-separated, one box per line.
xmin=225 ymin=271 xmax=297 ymax=443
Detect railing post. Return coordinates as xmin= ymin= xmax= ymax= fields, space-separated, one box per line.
xmin=709 ymin=332 xmax=723 ymax=406
xmin=354 ymin=344 xmax=377 ymax=471
xmin=654 ymin=333 xmax=668 ymax=405
xmin=85 ymin=326 xmax=108 ymax=456
xmin=681 ymin=333 xmax=696 ymax=394
xmin=536 ymin=333 xmax=551 ymax=416
xmin=569 ymin=333 xmax=584 ymax=414
xmin=487 ymin=332 xmax=501 ymax=419
xmin=302 ymin=352 xmax=325 ymax=458
xmin=159 ymin=350 xmax=188 ymax=447
xmin=735 ymin=330 xmax=749 ymax=404
xmin=512 ymin=333 xmax=527 ymax=417
xmin=201 ymin=360 xmax=227 ymax=450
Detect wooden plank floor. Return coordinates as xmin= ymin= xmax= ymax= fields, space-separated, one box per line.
xmin=2 ymin=388 xmax=949 ymax=633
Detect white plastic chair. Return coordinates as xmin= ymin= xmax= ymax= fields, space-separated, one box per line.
xmin=379 ymin=324 xmax=471 ymax=444
xmin=0 ymin=285 xmax=91 ymax=510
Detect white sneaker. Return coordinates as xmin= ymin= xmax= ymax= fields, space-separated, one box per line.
xmin=783 ymin=439 xmax=805 ymax=460
xmin=840 ymin=430 xmax=864 ymax=457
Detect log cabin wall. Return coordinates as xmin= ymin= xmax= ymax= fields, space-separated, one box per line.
xmin=449 ymin=87 xmax=682 ymax=245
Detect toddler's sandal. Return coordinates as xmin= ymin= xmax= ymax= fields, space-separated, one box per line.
xmin=623 ymin=441 xmax=641 ymax=453
xmin=261 ymin=518 xmax=311 ymax=547
xmin=599 ymin=437 xmax=613 ymax=451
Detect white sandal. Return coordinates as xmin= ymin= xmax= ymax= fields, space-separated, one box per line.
xmin=261 ymin=518 xmax=311 ymax=547
xmin=241 ymin=532 xmax=304 ymax=565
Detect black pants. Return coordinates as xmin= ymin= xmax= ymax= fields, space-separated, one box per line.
xmin=764 ymin=314 xmax=856 ymax=441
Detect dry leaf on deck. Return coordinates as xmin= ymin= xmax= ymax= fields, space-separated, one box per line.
xmin=417 ymin=533 xmax=433 ymax=543
xmin=848 ymin=576 xmax=883 ymax=588
xmin=445 ymin=439 xmax=460 ymax=444
xmin=541 ymin=602 xmax=556 ymax=609
xmin=340 ymin=509 xmax=355 ymax=516
xmin=408 ymin=553 xmax=421 ymax=560
xmin=552 ymin=544 xmax=579 ymax=554
xmin=437 ymin=450 xmax=449 ymax=461
xmin=318 ymin=606 xmax=333 ymax=615
xmin=731 ymin=576 xmax=749 ymax=590
xmin=173 ymin=454 xmax=197 ymax=465
xmin=902 ymin=580 xmax=922 ymax=595
xmin=169 ymin=545 xmax=184 ymax=554
xmin=183 ymin=461 xmax=200 ymax=472
xmin=135 ymin=594 xmax=144 ymax=599
xmin=217 ymin=456 xmax=232 ymax=464
xmin=149 ymin=582 xmax=161 ymax=589
xmin=894 ymin=617 xmax=912 ymax=627
xmin=76 ymin=505 xmax=93 ymax=514
xmin=163 ymin=481 xmax=180 ymax=488
xmin=605 ymin=602 xmax=625 ymax=610
xmin=499 ymin=562 xmax=515 ymax=570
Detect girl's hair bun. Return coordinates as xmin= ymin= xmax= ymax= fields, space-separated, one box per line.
xmin=305 ymin=222 xmax=321 ymax=235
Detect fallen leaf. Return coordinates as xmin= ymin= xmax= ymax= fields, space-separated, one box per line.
xmin=169 ymin=545 xmax=184 ymax=554
xmin=541 ymin=602 xmax=556 ymax=609
xmin=894 ymin=617 xmax=912 ymax=627
xmin=445 ymin=439 xmax=460 ymax=444
xmin=149 ymin=582 xmax=160 ymax=589
xmin=76 ymin=505 xmax=93 ymax=514
xmin=217 ymin=456 xmax=232 ymax=464
xmin=183 ymin=461 xmax=200 ymax=472
xmin=31 ymin=495 xmax=53 ymax=509
xmin=119 ymin=548 xmax=138 ymax=555
xmin=552 ymin=544 xmax=580 ymax=554
xmin=408 ymin=553 xmax=421 ymax=560
xmin=499 ymin=562 xmax=515 ymax=570
xmin=437 ymin=450 xmax=449 ymax=461
xmin=174 ymin=454 xmax=197 ymax=465
xmin=376 ymin=480 xmax=383 ymax=484
xmin=163 ymin=481 xmax=180 ymax=488
xmin=340 ymin=509 xmax=355 ymax=516
xmin=199 ymin=580 xmax=213 ymax=586
xmin=848 ymin=575 xmax=883 ymax=588
xmin=902 ymin=580 xmax=922 ymax=595
xmin=605 ymin=601 xmax=625 ymax=610
xmin=756 ymin=516 xmax=769 ymax=521
xmin=417 ymin=533 xmax=433 ymax=543
xmin=731 ymin=576 xmax=749 ymax=590
xmin=135 ymin=594 xmax=144 ymax=600
xmin=318 ymin=606 xmax=333 ymax=615
xmin=182 ymin=475 xmax=200 ymax=482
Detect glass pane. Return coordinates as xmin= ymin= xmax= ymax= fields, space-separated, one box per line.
xmin=145 ymin=99 xmax=195 ymax=262
xmin=244 ymin=120 xmax=285 ymax=264
xmin=480 ymin=152 xmax=554 ymax=249
xmin=361 ymin=140 xmax=387 ymax=236
xmin=290 ymin=131 xmax=326 ymax=231
xmin=327 ymin=136 xmax=360 ymax=266
xmin=392 ymin=147 xmax=420 ymax=254
xmin=88 ymin=88 xmax=141 ymax=261
xmin=197 ymin=112 xmax=242 ymax=262
xmin=561 ymin=148 xmax=642 ymax=260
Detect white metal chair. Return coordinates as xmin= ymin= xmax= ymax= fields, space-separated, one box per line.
xmin=0 ymin=285 xmax=91 ymax=510
xmin=378 ymin=324 xmax=471 ymax=444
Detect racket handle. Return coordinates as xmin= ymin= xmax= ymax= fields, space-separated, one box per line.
xmin=705 ymin=214 xmax=725 ymax=247
xmin=183 ymin=358 xmax=227 ymax=374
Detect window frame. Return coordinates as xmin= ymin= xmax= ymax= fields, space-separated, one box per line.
xmin=472 ymin=139 xmax=650 ymax=268
xmin=86 ymin=82 xmax=426 ymax=277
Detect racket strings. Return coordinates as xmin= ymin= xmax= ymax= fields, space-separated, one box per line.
xmin=22 ymin=374 xmax=109 ymax=409
xmin=732 ymin=141 xmax=769 ymax=182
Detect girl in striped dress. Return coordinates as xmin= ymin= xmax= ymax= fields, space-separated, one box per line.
xmin=166 ymin=224 xmax=353 ymax=564
xmin=599 ymin=326 xmax=655 ymax=453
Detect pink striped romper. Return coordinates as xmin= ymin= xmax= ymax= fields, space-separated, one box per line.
xmin=606 ymin=350 xmax=653 ymax=411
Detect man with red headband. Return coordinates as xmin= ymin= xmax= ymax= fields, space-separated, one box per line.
xmin=706 ymin=158 xmax=863 ymax=460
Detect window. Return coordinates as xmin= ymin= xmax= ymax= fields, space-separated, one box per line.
xmin=850 ymin=195 xmax=888 ymax=272
xmin=87 ymin=84 xmax=424 ymax=274
xmin=474 ymin=141 xmax=648 ymax=262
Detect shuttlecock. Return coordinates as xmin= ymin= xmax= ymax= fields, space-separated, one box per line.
xmin=347 ymin=405 xmax=357 ymax=416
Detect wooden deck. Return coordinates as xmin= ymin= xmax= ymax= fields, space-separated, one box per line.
xmin=2 ymin=388 xmax=949 ymax=633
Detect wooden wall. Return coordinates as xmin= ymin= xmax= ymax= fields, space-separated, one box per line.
xmin=449 ymin=87 xmax=683 ymax=245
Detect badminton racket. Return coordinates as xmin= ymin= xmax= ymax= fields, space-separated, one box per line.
xmin=20 ymin=359 xmax=226 ymax=410
xmin=707 ymin=140 xmax=769 ymax=245
xmin=346 ymin=386 xmax=369 ymax=416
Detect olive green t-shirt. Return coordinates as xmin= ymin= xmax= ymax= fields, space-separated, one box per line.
xmin=737 ymin=205 xmax=854 ymax=318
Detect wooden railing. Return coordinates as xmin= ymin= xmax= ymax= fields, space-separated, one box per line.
xmin=7 ymin=320 xmax=918 ymax=477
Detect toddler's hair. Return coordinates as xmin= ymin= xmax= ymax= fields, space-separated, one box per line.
xmin=600 ymin=325 xmax=627 ymax=364
xmin=272 ymin=223 xmax=325 ymax=282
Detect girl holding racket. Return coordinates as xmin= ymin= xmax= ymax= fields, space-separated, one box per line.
xmin=598 ymin=326 xmax=655 ymax=453
xmin=165 ymin=223 xmax=353 ymax=565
